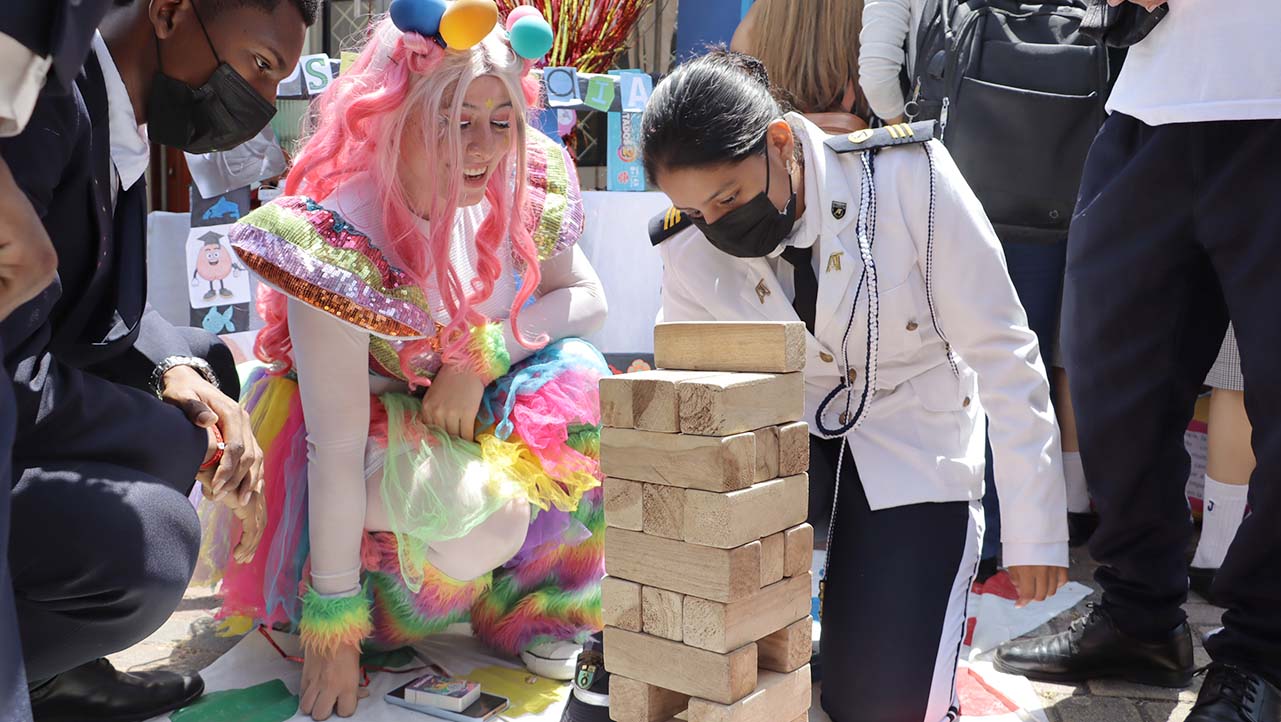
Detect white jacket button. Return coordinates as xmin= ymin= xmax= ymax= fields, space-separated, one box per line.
xmin=820 ymin=352 xmax=834 ymax=363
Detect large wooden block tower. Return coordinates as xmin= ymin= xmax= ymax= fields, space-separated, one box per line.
xmin=599 ymin=322 xmax=815 ymax=722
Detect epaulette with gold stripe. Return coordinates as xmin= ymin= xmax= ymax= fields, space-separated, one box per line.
xmin=824 ymin=121 xmax=936 ymax=154
xmin=649 ymin=206 xmax=693 ymax=246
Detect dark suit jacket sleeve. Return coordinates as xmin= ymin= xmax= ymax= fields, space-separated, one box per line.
xmin=86 ymin=305 xmax=199 ymax=391
xmin=0 ymin=88 xmax=78 ymax=219
xmin=0 ymin=0 xmax=111 ymax=95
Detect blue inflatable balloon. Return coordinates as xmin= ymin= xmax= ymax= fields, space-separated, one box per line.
xmin=508 ymin=15 xmax=553 ymax=59
xmin=390 ymin=0 xmax=448 ymax=38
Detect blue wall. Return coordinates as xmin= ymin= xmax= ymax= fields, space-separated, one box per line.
xmin=674 ymin=0 xmax=755 ymax=62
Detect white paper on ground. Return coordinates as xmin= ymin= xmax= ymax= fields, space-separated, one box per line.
xmin=965 ymin=580 xmax=1092 ymax=658
xmin=147 ymin=628 xmax=569 ymax=722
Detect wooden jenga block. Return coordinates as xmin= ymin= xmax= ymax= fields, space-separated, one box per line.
xmin=776 ymin=421 xmax=810 ymax=476
xmin=600 ymin=370 xmax=723 ymax=433
xmin=783 ymin=524 xmax=814 ymax=578
xmin=609 ymin=675 xmax=689 ymax=722
xmin=642 ymin=483 xmax=685 ymax=540
xmin=685 ymin=666 xmax=811 ymax=722
xmin=758 ymin=617 xmax=812 ymax=673
xmin=601 ymin=428 xmax=756 ymax=492
xmin=605 ymin=478 xmax=643 ymax=531
xmin=760 ymin=533 xmax=785 ymax=587
xmin=641 ymin=587 xmax=684 ymax=641
xmin=752 ymin=427 xmax=780 ymax=483
xmin=683 ymin=475 xmax=808 ymax=549
xmin=600 ymin=375 xmax=635 ymax=430
xmin=605 ymin=529 xmax=761 ymax=603
xmin=654 ymin=322 xmax=807 ymax=374
xmin=678 ymin=373 xmax=805 ymax=437
xmin=602 ymin=576 xmax=643 ymax=632
xmin=683 ymin=573 xmax=811 ymax=654
xmin=604 ymin=627 xmax=758 ymax=705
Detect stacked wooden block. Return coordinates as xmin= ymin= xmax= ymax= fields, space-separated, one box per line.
xmin=599 ymin=322 xmax=815 ymax=722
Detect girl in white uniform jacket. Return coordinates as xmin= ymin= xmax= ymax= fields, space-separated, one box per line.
xmin=641 ymin=50 xmax=1069 ymax=722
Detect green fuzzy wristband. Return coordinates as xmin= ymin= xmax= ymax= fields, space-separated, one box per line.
xmin=298 ymin=584 xmax=373 ymax=657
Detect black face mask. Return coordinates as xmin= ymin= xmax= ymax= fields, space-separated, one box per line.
xmin=691 ymin=149 xmax=797 ymax=259
xmin=147 ymin=4 xmax=277 ymax=154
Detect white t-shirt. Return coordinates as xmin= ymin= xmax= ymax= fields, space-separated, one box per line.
xmin=1107 ymin=0 xmax=1281 ymax=125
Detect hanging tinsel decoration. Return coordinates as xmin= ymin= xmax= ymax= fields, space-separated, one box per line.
xmin=494 ymin=0 xmax=653 ymax=74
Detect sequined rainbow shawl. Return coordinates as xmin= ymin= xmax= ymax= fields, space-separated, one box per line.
xmin=228 ymin=129 xmax=584 ymax=350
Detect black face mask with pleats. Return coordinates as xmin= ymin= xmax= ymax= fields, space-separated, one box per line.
xmin=146 ymin=3 xmax=277 ymax=154
xmin=692 ymin=149 xmax=797 ymax=259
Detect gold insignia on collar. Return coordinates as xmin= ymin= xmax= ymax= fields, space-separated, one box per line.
xmin=663 ymin=207 xmax=683 ymax=230
xmin=755 ymin=279 xmax=771 ymax=304
xmin=848 ymin=128 xmax=875 ymax=145
xmin=885 ymin=122 xmax=915 ymax=139
xmin=827 ymin=252 xmax=843 ymax=273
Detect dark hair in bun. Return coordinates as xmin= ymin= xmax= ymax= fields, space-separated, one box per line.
xmin=642 ymin=48 xmax=792 ymax=182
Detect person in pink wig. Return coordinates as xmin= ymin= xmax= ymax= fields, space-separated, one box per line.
xmin=196 ymin=5 xmax=610 ymax=719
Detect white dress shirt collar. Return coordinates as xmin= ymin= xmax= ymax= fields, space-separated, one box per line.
xmin=91 ymin=33 xmax=150 ymax=193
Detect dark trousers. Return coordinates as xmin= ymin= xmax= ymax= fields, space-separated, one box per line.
xmin=980 ymin=237 xmax=1068 ymax=561
xmin=1064 ymin=113 xmax=1281 ymax=683
xmin=1 ymin=357 xmax=32 ymax=722
xmin=9 ymin=330 xmax=237 ymax=684
xmin=813 ymin=436 xmax=980 ymax=722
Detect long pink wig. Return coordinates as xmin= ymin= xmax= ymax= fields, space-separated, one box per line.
xmin=255 ymin=19 xmax=545 ymax=384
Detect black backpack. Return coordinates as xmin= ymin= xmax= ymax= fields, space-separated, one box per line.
xmin=906 ymin=0 xmax=1112 ymax=238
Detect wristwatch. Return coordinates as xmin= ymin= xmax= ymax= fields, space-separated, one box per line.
xmin=151 ymin=355 xmax=221 ymax=400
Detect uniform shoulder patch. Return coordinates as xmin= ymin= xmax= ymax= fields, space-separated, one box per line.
xmin=824 ymin=121 xmax=937 ymax=154
xmin=649 ymin=206 xmax=693 ymax=246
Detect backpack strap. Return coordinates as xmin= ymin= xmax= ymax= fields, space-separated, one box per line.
xmin=824 ymin=121 xmax=937 ymax=154
xmin=649 ymin=206 xmax=692 ymax=246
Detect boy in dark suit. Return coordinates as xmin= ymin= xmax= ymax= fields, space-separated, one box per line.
xmin=0 ymin=2 xmax=313 ymax=720
xmin=2 ymin=4 xmax=113 ymax=721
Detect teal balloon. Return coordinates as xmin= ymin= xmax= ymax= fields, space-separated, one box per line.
xmin=390 ymin=0 xmax=448 ymax=37
xmin=509 ymin=15 xmax=553 ymax=59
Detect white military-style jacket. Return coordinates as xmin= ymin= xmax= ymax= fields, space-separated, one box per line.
xmin=655 ymin=114 xmax=1068 ymax=568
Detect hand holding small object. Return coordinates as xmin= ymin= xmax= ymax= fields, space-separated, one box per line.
xmin=1007 ymin=565 xmax=1070 ymax=609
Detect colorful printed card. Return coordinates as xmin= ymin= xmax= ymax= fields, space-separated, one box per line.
xmin=405 ymin=673 xmax=482 ymax=712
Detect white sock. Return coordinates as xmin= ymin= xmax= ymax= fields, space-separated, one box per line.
xmin=1192 ymin=475 xmax=1250 ymax=569
xmin=1063 ymin=451 xmax=1091 ymax=514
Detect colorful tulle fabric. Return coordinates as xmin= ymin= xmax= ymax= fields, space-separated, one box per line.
xmin=198 ymin=339 xmax=609 ymax=653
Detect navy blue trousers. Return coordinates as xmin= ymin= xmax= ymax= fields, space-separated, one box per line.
xmin=1065 ymin=113 xmax=1281 ymax=684
xmin=8 ymin=330 xmax=237 ymax=685
xmin=980 ymin=235 xmax=1068 ymax=561
xmin=1 ymin=349 xmax=31 ymax=722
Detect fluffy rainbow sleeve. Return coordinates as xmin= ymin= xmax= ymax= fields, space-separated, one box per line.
xmin=298 ymin=585 xmax=374 ymax=657
xmin=463 ymin=322 xmax=512 ymax=383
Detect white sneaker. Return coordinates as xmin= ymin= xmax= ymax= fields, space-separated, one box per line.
xmin=521 ymin=640 xmax=583 ymax=681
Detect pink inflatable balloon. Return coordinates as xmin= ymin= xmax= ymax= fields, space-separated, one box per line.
xmin=505 ymin=5 xmax=542 ymax=31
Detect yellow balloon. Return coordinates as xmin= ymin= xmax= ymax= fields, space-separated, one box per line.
xmin=439 ymin=0 xmax=499 ymax=50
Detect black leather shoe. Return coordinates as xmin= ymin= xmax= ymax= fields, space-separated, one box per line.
xmin=994 ymin=606 xmax=1194 ymax=687
xmin=1188 ymin=664 xmax=1281 ymax=721
xmin=1068 ymin=511 xmax=1099 ymax=547
xmin=29 ymin=658 xmax=204 ymax=722
xmin=1189 ymin=566 xmax=1223 ymax=606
